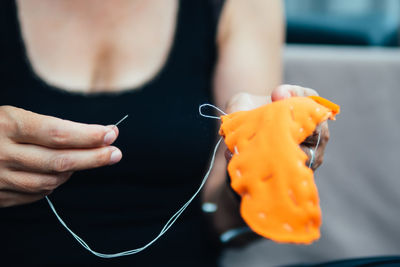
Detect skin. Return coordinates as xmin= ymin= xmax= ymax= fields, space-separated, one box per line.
xmin=0 ymin=106 xmax=122 ymax=207
xmin=2 ymin=0 xmax=329 ymax=246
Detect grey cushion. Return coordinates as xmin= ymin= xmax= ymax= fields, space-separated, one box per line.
xmin=220 ymin=45 xmax=400 ymax=267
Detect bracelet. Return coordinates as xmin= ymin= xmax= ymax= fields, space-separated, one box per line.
xmin=220 ymin=226 xmax=252 ymax=243
xmin=202 ymin=202 xmax=252 ymax=243
xmin=201 ymin=202 xmax=218 ymax=213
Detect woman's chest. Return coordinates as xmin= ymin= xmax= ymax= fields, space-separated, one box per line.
xmin=16 ymin=0 xmax=178 ymax=93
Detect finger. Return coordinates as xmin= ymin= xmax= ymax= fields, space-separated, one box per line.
xmin=225 ymin=149 xmax=233 ymax=162
xmin=313 ymin=122 xmax=329 ymax=170
xmin=1 ymin=170 xmax=71 ymax=193
xmin=300 ymin=122 xmax=329 ymax=171
xmin=271 ymin=85 xmax=292 ymax=101
xmin=271 ymin=85 xmax=319 ymax=102
xmin=6 ymin=144 xmax=122 ymax=173
xmin=7 ymin=106 xmax=118 ymax=148
xmin=0 ymin=189 xmax=50 ymax=208
xmin=226 ymin=93 xmax=271 ymax=114
xmin=302 ymin=131 xmax=320 ymax=146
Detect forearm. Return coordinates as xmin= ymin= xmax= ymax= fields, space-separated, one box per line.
xmin=202 ymin=0 xmax=285 ymax=245
xmin=213 ymin=0 xmax=284 ymax=108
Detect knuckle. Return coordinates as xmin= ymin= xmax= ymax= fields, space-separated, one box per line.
xmin=4 ymin=147 xmax=25 ymax=166
xmin=0 ymin=106 xmax=18 ymax=134
xmin=48 ymin=125 xmax=70 ymax=146
xmin=10 ymin=108 xmax=37 ymax=138
xmin=95 ymin=149 xmax=110 ymax=167
xmin=51 ymin=154 xmax=74 ymax=172
xmin=0 ymin=105 xmax=15 ymax=114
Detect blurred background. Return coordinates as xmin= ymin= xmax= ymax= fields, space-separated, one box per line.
xmin=286 ymin=0 xmax=399 ymax=46
xmin=221 ymin=0 xmax=400 ymax=266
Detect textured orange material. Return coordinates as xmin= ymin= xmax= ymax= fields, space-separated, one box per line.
xmin=219 ymin=96 xmax=340 ymax=244
xmin=308 ymin=96 xmax=340 ymax=118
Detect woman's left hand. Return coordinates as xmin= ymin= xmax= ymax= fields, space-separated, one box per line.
xmin=224 ymin=84 xmax=330 ymax=171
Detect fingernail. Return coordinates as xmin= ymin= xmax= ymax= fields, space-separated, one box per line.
xmin=109 ymin=149 xmax=122 ymax=165
xmin=104 ymin=130 xmax=116 ymax=145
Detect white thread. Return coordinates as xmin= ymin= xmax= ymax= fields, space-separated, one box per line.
xmin=46 ymin=137 xmax=223 ymax=258
xmin=45 ymin=104 xmax=321 ymax=257
xmin=199 ymin=103 xmax=227 ymax=120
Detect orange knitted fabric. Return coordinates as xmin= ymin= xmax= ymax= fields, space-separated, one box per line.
xmin=219 ymin=96 xmax=340 ymax=244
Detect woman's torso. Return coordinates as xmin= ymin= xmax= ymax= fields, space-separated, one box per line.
xmin=16 ymin=0 xmax=179 ymax=93
xmin=0 ymin=0 xmax=221 ymax=265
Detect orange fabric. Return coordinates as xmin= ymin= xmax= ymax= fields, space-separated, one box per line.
xmin=308 ymin=96 xmax=340 ymax=118
xmin=219 ymin=96 xmax=340 ymax=244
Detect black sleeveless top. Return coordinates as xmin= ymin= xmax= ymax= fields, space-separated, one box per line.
xmin=0 ymin=1 xmax=221 ymax=265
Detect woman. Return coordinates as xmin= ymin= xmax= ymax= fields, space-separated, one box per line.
xmin=0 ymin=0 xmax=329 ymax=265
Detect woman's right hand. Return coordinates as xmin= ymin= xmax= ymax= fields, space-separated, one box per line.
xmin=0 ymin=106 xmax=122 ymax=207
